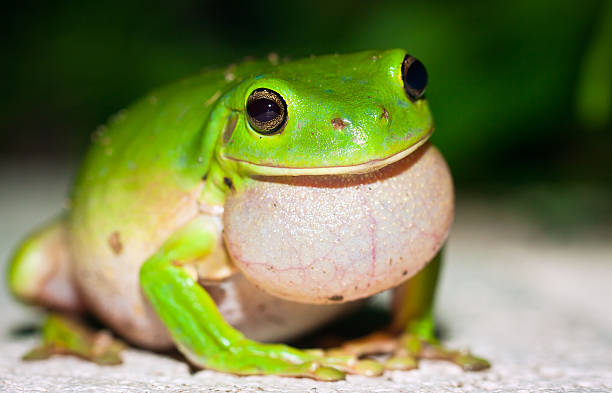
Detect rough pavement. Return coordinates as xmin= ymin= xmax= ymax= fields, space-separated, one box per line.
xmin=1 ymin=162 xmax=610 ymax=392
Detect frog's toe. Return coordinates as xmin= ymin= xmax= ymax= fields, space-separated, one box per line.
xmin=265 ymin=359 xmax=345 ymax=381
xmin=306 ymin=362 xmax=346 ymax=381
xmin=406 ymin=335 xmax=491 ymax=371
xmin=306 ymin=348 xmax=384 ymax=377
xmin=321 ymin=333 xmax=404 ymax=374
xmin=24 ymin=314 xmax=124 ymax=365
xmin=351 ymin=358 xmax=385 ymax=376
xmin=385 ymin=355 xmax=418 ymax=371
xmin=441 ymin=349 xmax=491 ymax=371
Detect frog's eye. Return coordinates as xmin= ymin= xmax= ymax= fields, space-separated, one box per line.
xmin=246 ymin=88 xmax=287 ymax=135
xmin=401 ymin=55 xmax=428 ymax=101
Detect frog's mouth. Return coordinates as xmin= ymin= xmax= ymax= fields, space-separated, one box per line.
xmin=226 ymin=130 xmax=433 ymax=176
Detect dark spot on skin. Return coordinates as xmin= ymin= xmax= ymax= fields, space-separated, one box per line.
xmin=402 ymin=270 xmax=408 ymax=276
xmin=223 ymin=177 xmax=234 ymax=190
xmin=257 ymin=304 xmax=266 ymax=312
xmin=328 ymin=295 xmax=344 ymax=301
xmin=222 ymin=114 xmax=238 ymax=144
xmin=108 ymin=231 xmax=123 ymax=255
xmin=380 ymin=107 xmax=389 ymax=120
xmin=331 ymin=118 xmax=346 ymax=130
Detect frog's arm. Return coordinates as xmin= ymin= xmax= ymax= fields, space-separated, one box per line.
xmin=139 ymin=215 xmax=378 ymax=380
xmin=330 ymin=248 xmax=489 ymax=371
xmin=390 ymin=247 xmax=490 ymax=370
xmin=390 ymin=248 xmax=442 ymax=340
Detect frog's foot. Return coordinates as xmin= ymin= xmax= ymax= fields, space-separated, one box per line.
xmin=415 ymin=336 xmax=490 ymax=371
xmin=326 ymin=331 xmax=490 ymax=372
xmin=23 ymin=314 xmax=125 ymax=365
xmin=186 ymin=339 xmax=384 ymax=381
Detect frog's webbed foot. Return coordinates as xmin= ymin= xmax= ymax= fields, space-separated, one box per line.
xmin=23 ymin=314 xmax=125 ymax=366
xmin=325 ymin=331 xmax=490 ymax=372
xmin=416 ymin=336 xmax=490 ymax=371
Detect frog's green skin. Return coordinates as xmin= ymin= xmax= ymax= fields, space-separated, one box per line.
xmin=8 ymin=49 xmax=488 ymax=380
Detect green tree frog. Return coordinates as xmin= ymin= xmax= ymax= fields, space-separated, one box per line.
xmin=8 ymin=49 xmax=489 ymax=380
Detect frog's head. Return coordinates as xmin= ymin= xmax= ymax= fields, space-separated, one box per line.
xmin=219 ymin=49 xmax=433 ymax=176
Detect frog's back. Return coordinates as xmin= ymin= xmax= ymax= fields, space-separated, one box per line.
xmin=67 ymin=68 xmax=231 ymax=346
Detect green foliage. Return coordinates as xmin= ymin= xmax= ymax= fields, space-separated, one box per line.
xmin=2 ymin=0 xmax=610 ymax=192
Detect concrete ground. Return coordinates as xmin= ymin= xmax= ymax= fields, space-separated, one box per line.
xmin=0 ymin=161 xmax=611 ymax=393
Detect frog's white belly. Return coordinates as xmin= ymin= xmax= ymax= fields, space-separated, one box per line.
xmin=204 ymin=275 xmax=363 ymax=342
xmin=78 ymin=268 xmax=359 ymax=349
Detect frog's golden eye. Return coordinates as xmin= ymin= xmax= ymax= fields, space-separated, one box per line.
xmin=246 ymin=88 xmax=287 ymax=135
xmin=401 ymin=55 xmax=428 ymax=101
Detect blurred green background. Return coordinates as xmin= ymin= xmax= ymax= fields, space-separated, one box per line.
xmin=2 ymin=0 xmax=611 ymax=235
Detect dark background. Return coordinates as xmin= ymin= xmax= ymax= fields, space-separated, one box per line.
xmin=3 ymin=0 xmax=611 ymax=236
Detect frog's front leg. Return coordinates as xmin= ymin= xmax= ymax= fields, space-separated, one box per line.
xmin=330 ymin=249 xmax=490 ymax=371
xmin=139 ymin=215 xmax=381 ymax=381
xmin=391 ymin=248 xmax=489 ymax=371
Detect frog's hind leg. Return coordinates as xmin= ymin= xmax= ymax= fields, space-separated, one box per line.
xmin=10 ymin=219 xmax=124 ymax=364
xmin=390 ymin=248 xmax=490 ymax=371
xmin=8 ymin=217 xmax=84 ymax=312
xmin=326 ymin=249 xmax=490 ymax=372
xmin=22 ymin=313 xmax=125 ymax=365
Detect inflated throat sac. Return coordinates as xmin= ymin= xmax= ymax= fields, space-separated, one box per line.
xmin=223 ymin=143 xmax=453 ymax=304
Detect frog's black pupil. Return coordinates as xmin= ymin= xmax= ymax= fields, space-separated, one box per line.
xmin=402 ymin=56 xmax=428 ymax=100
xmin=247 ymin=99 xmax=280 ymax=123
xmin=246 ymin=88 xmax=287 ymax=134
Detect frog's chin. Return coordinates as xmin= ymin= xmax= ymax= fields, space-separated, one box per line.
xmin=226 ymin=131 xmax=432 ymax=177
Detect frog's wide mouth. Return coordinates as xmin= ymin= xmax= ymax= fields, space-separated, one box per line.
xmin=225 ymin=129 xmax=433 ymax=176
